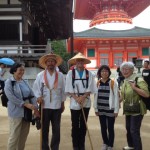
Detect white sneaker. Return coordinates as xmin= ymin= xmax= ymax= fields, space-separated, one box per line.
xmin=101 ymin=144 xmax=108 ymax=150
xmin=107 ymin=147 xmax=113 ymax=150
xmin=123 ymin=146 xmax=134 ymax=150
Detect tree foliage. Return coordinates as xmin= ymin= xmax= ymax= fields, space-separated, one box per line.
xmin=51 ymin=40 xmax=71 ymax=61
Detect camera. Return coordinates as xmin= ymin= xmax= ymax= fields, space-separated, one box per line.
xmin=32 ymin=117 xmax=41 ymax=130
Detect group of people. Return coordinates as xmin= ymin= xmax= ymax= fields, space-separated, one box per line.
xmin=2 ymin=52 xmax=150 ymax=150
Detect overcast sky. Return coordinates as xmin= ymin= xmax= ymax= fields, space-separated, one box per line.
xmin=73 ymin=5 xmax=150 ymax=32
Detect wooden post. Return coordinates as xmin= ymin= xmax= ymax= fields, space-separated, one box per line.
xmin=70 ymin=12 xmax=74 ymax=57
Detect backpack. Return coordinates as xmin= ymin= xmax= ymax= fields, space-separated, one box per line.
xmin=72 ymin=68 xmax=89 ymax=88
xmin=97 ymin=79 xmax=114 ymax=94
xmin=135 ymin=77 xmax=150 ymax=110
xmin=0 ymin=80 xmax=15 ymax=107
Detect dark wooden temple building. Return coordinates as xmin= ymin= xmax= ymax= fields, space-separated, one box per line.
xmin=0 ymin=0 xmax=73 ymax=66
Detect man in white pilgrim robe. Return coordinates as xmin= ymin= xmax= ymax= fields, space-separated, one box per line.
xmin=65 ymin=52 xmax=97 ymax=150
xmin=33 ymin=53 xmax=66 ymax=150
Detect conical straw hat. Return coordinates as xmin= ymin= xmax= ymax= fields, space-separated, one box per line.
xmin=39 ymin=53 xmax=63 ymax=69
xmin=68 ymin=52 xmax=91 ymax=65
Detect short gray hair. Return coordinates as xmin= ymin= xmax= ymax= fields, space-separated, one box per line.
xmin=120 ymin=61 xmax=135 ymax=72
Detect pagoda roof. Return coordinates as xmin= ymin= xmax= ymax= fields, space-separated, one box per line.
xmin=74 ymin=27 xmax=150 ymax=39
xmin=74 ymin=0 xmax=150 ymax=20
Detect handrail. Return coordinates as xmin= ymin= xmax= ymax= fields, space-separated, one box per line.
xmin=0 ymin=49 xmax=48 ymax=51
xmin=0 ymin=45 xmax=47 ymax=47
xmin=0 ymin=45 xmax=51 ymax=55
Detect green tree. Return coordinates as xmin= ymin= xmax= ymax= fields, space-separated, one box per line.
xmin=51 ymin=40 xmax=71 ymax=61
xmin=50 ymin=40 xmax=71 ymax=73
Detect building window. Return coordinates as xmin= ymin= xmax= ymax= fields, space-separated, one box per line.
xmin=0 ymin=21 xmax=19 ymax=41
xmin=87 ymin=49 xmax=95 ymax=57
xmin=114 ymin=53 xmax=122 ymax=57
xmin=142 ymin=47 xmax=149 ymax=56
xmin=114 ymin=53 xmax=123 ymax=66
xmin=128 ymin=52 xmax=137 ymax=57
xmin=100 ymin=53 xmax=109 ymax=65
xmin=100 ymin=58 xmax=108 ymax=65
xmin=100 ymin=53 xmax=108 ymax=57
xmin=128 ymin=52 xmax=137 ymax=62
xmin=114 ymin=58 xmax=123 ymax=66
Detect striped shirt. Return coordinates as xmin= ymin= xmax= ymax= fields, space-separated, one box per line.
xmin=97 ymin=79 xmax=114 ymax=117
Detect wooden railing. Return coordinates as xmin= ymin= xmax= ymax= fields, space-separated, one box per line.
xmin=0 ymin=45 xmax=51 ymax=57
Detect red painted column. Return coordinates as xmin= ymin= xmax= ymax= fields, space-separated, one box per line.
xmin=124 ymin=41 xmax=128 ymax=61
xmin=109 ymin=51 xmax=113 ymax=68
xmin=137 ymin=41 xmax=141 ymax=58
xmin=109 ymin=42 xmax=113 ymax=68
xmin=96 ymin=41 xmax=99 ymax=68
xmin=82 ymin=41 xmax=87 ymax=56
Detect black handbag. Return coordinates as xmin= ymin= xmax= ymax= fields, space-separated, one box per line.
xmin=19 ymin=81 xmax=34 ymax=122
xmin=23 ymin=107 xmax=33 ymax=122
xmin=124 ymin=102 xmax=140 ymax=113
xmin=22 ymin=95 xmax=34 ymax=122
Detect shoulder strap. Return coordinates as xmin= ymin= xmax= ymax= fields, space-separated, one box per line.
xmin=135 ymin=77 xmax=138 ymax=83
xmin=97 ymin=79 xmax=114 ymax=94
xmin=72 ymin=68 xmax=75 ymax=88
xmin=11 ymin=81 xmax=16 ymax=87
xmin=111 ymin=79 xmax=114 ymax=94
xmin=18 ymin=80 xmax=33 ymax=101
xmin=135 ymin=77 xmax=139 ymax=88
xmin=97 ymin=79 xmax=100 ymax=87
xmin=85 ymin=69 xmax=89 ymax=88
xmin=72 ymin=68 xmax=89 ymax=89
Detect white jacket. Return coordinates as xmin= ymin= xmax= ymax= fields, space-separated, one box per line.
xmin=33 ymin=70 xmax=66 ymax=109
xmin=93 ymin=79 xmax=119 ymax=113
xmin=65 ymin=69 xmax=97 ymax=110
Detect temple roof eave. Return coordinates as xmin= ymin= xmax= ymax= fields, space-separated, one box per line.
xmin=73 ymin=27 xmax=150 ymax=39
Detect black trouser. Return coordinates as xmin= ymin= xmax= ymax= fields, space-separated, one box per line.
xmin=42 ymin=109 xmax=62 ymax=150
xmin=99 ymin=115 xmax=115 ymax=147
xmin=0 ymin=80 xmax=4 ymax=91
xmin=125 ymin=115 xmax=143 ymax=150
xmin=70 ymin=108 xmax=90 ymax=150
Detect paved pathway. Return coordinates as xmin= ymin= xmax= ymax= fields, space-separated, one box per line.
xmin=0 ymin=98 xmax=150 ymax=150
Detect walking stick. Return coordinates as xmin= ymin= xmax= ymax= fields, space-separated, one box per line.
xmin=76 ymin=85 xmax=93 ymax=150
xmin=40 ymin=83 xmax=44 ymax=150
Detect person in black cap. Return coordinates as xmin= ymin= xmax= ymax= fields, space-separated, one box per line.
xmin=116 ymin=66 xmax=125 ymax=90
xmin=142 ymin=60 xmax=150 ymax=91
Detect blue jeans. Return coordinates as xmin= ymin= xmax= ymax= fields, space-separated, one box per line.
xmin=125 ymin=115 xmax=143 ymax=150
xmin=99 ymin=115 xmax=115 ymax=147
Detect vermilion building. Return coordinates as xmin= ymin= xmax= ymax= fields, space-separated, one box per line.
xmin=68 ymin=0 xmax=150 ymax=69
xmin=67 ymin=27 xmax=150 ymax=69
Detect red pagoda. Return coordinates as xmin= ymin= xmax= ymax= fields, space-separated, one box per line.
xmin=67 ymin=0 xmax=150 ymax=69
xmin=74 ymin=0 xmax=150 ymax=26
